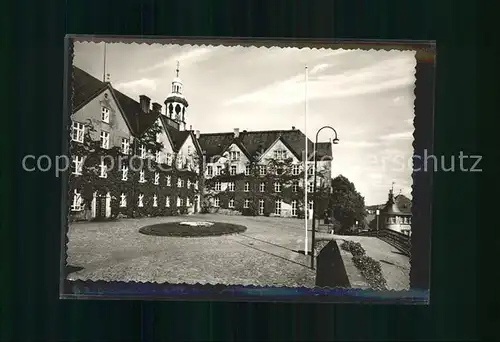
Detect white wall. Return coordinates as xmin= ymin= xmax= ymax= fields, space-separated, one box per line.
xmin=72 ymin=88 xmax=133 ymax=148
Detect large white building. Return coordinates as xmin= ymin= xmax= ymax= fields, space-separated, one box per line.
xmin=69 ymin=64 xmax=333 ymax=221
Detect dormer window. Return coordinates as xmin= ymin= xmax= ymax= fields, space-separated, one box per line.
xmin=229 ymin=151 xmax=240 ymax=161
xmin=101 ymin=106 xmax=110 ymax=123
xmin=274 ymin=150 xmax=287 ymax=160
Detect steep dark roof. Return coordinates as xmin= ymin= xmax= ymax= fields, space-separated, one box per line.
xmin=112 ymin=88 xmax=160 ymax=137
xmin=72 ymin=66 xmax=160 ymax=137
xmin=394 ymin=194 xmax=412 ymax=214
xmin=198 ymin=130 xmax=333 ymax=161
xmin=367 ymin=194 xmax=412 ymax=215
xmin=162 ymin=118 xmax=191 ymax=152
xmin=165 ymin=95 xmax=189 ymax=107
xmin=381 ymin=201 xmax=408 ymax=216
xmin=380 ymin=194 xmax=412 ymax=216
xmin=72 ymin=67 xmax=108 ymax=111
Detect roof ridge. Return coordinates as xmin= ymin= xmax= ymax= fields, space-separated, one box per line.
xmin=199 ymin=129 xmax=303 ymax=136
xmin=74 ymin=65 xmax=151 ymax=116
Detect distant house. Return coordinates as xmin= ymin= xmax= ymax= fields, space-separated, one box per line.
xmin=365 ymin=190 xmax=412 ymax=235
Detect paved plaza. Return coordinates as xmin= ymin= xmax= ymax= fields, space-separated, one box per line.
xmin=67 ymin=214 xmax=410 ymax=289
xmin=66 ymin=214 xmax=319 ymax=287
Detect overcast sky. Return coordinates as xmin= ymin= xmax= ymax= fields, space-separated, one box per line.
xmin=74 ymin=41 xmax=416 ymax=205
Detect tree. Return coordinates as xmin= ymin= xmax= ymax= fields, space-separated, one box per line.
xmin=329 ymin=175 xmax=366 ymax=233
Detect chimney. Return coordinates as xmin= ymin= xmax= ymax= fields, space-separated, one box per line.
xmin=139 ymin=95 xmax=151 ymax=113
xmin=234 ymin=128 xmax=240 ymax=138
xmin=190 ymin=124 xmax=193 ymax=131
xmin=152 ymin=102 xmax=161 ymax=113
xmin=292 ymin=126 xmax=296 ymax=130
xmin=195 ymin=130 xmax=200 ymax=139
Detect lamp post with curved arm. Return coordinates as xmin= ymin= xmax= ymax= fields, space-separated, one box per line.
xmin=310 ymin=126 xmax=339 ymax=269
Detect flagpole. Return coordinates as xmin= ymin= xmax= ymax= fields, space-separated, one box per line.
xmin=304 ymin=65 xmax=309 ymax=255
xmin=103 ymin=42 xmax=107 ymax=82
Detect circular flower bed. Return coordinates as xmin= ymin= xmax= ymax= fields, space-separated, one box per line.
xmin=139 ymin=221 xmax=247 ymax=237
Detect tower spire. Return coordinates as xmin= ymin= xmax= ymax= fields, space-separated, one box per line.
xmin=176 ymin=60 xmax=180 ymax=77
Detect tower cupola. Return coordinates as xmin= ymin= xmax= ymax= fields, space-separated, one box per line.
xmin=164 ymin=61 xmax=189 ymax=130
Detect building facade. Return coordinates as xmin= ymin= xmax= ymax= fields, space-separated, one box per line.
xmin=69 ymin=66 xmax=203 ymax=221
xmin=69 ymin=64 xmax=333 ymax=221
xmin=197 ymin=129 xmax=333 ymax=218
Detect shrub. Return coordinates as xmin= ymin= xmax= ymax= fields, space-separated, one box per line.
xmin=352 ymin=255 xmax=387 ymax=290
xmin=297 ymin=209 xmax=305 ymax=219
xmin=179 ymin=207 xmax=188 ymax=215
xmin=242 ymin=207 xmax=257 ymax=216
xmin=340 ymin=240 xmax=365 ymax=257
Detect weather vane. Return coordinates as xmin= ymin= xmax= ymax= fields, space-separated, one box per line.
xmin=176 ymin=60 xmax=180 ymax=77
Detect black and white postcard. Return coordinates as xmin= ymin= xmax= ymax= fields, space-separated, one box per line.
xmin=59 ymin=36 xmax=435 ymax=303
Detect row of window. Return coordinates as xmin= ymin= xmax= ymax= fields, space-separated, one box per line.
xmin=72 ymin=122 xmax=195 ymax=166
xmin=71 ymin=156 xmax=198 ymax=187
xmin=213 ymin=198 xmax=313 ymax=216
xmin=212 ymin=181 xmax=314 ymax=193
xmin=386 ymin=216 xmax=412 ymax=224
xmin=70 ymin=189 xmax=194 ymax=211
xmin=206 ymin=164 xmax=314 ymax=177
xmin=225 ymin=150 xmax=288 ymax=162
xmin=71 ymin=189 xmax=315 ymax=215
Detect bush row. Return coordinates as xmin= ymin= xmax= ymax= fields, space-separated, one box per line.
xmin=340 ymin=241 xmax=387 ymax=290
xmin=340 ymin=240 xmax=365 ymax=257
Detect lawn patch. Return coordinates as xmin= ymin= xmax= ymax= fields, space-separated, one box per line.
xmin=139 ymin=221 xmax=247 ymax=237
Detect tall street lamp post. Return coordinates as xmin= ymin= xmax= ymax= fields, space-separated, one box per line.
xmin=376 ymin=209 xmax=380 ymax=236
xmin=311 ymin=126 xmax=339 ymax=269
